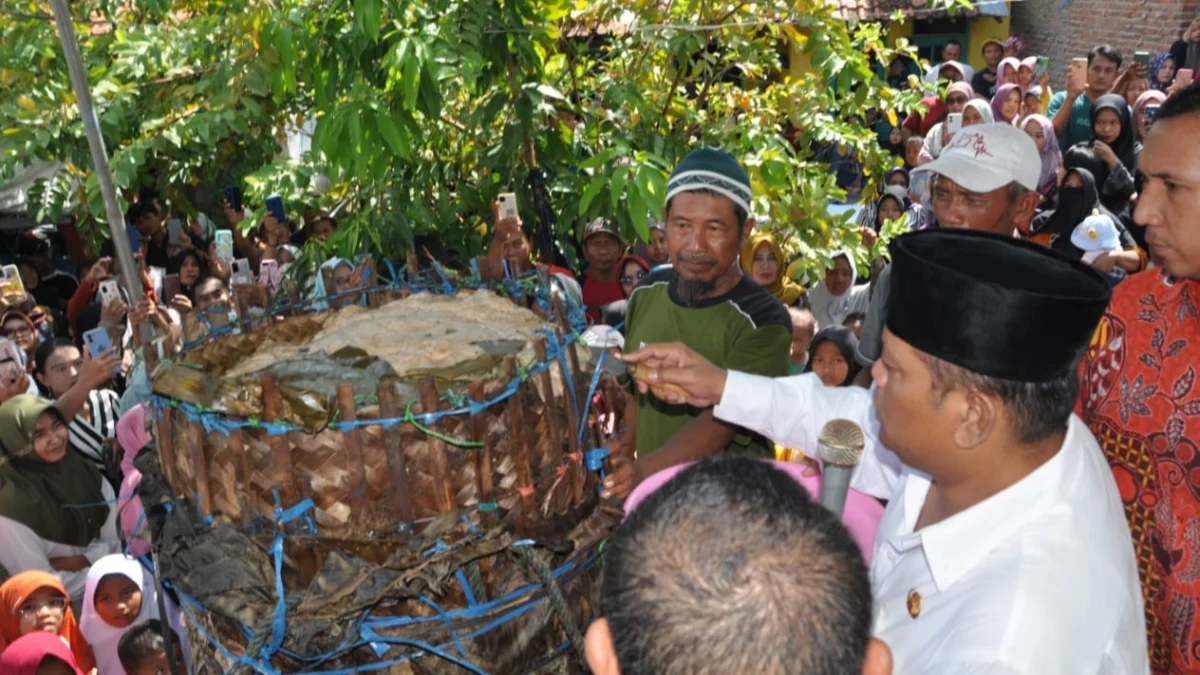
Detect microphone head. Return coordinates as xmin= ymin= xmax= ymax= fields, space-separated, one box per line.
xmin=818 ymin=419 xmax=865 ymax=467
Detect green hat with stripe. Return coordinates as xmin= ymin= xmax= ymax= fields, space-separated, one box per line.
xmin=666 ymin=147 xmax=752 ymax=215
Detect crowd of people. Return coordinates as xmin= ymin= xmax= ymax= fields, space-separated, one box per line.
xmin=2 ymin=17 xmax=1200 ymax=675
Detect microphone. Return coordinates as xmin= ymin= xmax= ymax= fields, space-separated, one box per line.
xmin=818 ymin=419 xmax=865 ymax=519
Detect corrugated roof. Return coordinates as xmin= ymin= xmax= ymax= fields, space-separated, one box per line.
xmin=833 ymin=0 xmax=982 ymax=22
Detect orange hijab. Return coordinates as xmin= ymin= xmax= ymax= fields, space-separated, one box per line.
xmin=0 ymin=571 xmax=95 ymax=673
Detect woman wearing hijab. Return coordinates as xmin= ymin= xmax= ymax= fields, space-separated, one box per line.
xmin=1150 ymin=53 xmax=1176 ymax=93
xmin=165 ymin=249 xmax=207 ymax=305
xmin=0 ymin=630 xmax=86 ymax=675
xmin=917 ymin=82 xmax=974 ymax=162
xmin=962 ymin=99 xmax=995 ymax=127
xmin=1062 ymin=143 xmax=1137 ymax=241
xmin=34 ymin=340 xmax=122 ymax=490
xmin=615 ymin=254 xmax=651 ymax=299
xmin=0 ymin=571 xmax=95 ymax=672
xmin=80 ymin=555 xmax=187 ymax=675
xmin=0 ymin=396 xmax=120 ymax=602
xmin=856 ymin=170 xmax=935 ymax=231
xmin=806 ymin=251 xmax=869 ymax=332
xmin=990 ymin=83 xmax=1023 ymax=125
xmin=115 ymin=405 xmax=151 ymax=557
xmin=311 ymin=258 xmax=363 ymax=311
xmin=1027 ymin=168 xmax=1145 ymax=275
xmin=1021 ymin=115 xmax=1063 ymax=199
xmin=1133 ymin=90 xmax=1167 ymax=143
xmin=996 ymin=57 xmax=1022 ymax=86
xmin=739 ymin=234 xmax=804 ymax=306
xmin=804 ymin=325 xmax=862 ymax=388
xmin=1090 ymin=93 xmax=1141 ymax=174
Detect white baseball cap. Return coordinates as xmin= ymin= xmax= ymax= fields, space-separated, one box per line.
xmin=912 ymin=123 xmax=1042 ymax=193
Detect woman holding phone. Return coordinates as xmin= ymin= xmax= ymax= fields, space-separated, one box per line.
xmin=34 ymin=339 xmax=123 ymax=491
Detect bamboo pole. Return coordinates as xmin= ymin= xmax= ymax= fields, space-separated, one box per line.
xmin=259 ymin=373 xmax=297 ymax=506
xmin=153 ymin=406 xmax=180 ymax=496
xmin=186 ymin=420 xmax=212 ymax=518
xmin=376 ymin=381 xmax=415 ymax=525
xmin=227 ymin=428 xmax=253 ymax=527
xmin=335 ymin=384 xmax=369 ymax=514
xmin=417 ymin=377 xmax=454 ymax=513
xmin=467 ymin=381 xmax=495 ymax=502
xmin=363 ymin=256 xmax=380 ymax=309
xmin=531 ymin=336 xmax=563 ymax=467
xmin=406 ymin=251 xmax=419 ymax=284
xmin=503 ymin=356 xmax=536 ymax=532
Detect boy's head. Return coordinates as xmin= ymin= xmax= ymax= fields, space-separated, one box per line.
xmin=905 ymin=136 xmax=924 ymax=168
xmin=118 ymin=620 xmax=183 ymax=675
xmin=788 ymin=307 xmax=817 ymax=365
xmin=843 ymin=311 xmax=866 ymax=339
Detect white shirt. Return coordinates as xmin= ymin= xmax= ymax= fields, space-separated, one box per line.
xmin=714 ymin=372 xmax=1149 ymax=673
xmin=713 ymin=371 xmax=901 ymax=500
xmin=872 ymin=415 xmax=1147 ymax=674
xmin=0 ymin=478 xmax=121 ymax=601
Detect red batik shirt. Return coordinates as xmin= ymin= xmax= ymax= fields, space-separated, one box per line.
xmin=1077 ymin=269 xmax=1200 ymax=674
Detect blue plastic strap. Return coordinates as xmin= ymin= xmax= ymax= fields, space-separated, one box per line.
xmin=577 ymin=347 xmax=606 ymax=447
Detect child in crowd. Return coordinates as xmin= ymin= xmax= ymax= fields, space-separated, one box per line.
xmin=80 ymin=555 xmax=183 ymax=675
xmin=118 ymin=620 xmax=184 ymax=675
xmin=0 ymin=572 xmax=96 ymax=672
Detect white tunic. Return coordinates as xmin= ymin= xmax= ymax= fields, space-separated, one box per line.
xmin=713 ymin=371 xmax=1149 ymax=673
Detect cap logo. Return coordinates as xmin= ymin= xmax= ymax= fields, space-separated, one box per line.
xmin=947 ymin=132 xmax=994 ymax=160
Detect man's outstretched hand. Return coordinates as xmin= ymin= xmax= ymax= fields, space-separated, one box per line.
xmin=621 ymin=343 xmax=728 ymax=408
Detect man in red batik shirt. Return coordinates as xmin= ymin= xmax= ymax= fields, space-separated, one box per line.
xmin=1077 ymin=84 xmax=1200 ymax=674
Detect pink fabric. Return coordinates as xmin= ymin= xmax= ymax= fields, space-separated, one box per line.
xmin=116 ymin=404 xmax=151 ymax=556
xmin=623 ymin=460 xmax=885 ymax=563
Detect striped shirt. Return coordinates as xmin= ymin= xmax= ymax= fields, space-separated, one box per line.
xmin=68 ymin=388 xmax=121 ymax=478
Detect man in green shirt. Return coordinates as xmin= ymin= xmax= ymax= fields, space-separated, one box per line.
xmin=1047 ymin=45 xmax=1123 ymax=151
xmin=601 ymin=147 xmax=792 ymax=500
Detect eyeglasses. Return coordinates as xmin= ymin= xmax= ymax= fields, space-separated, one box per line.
xmin=4 ymin=326 xmax=31 ymax=338
xmin=620 ymin=271 xmax=646 ymax=286
xmin=946 ymin=96 xmax=968 ymax=105
xmin=19 ymin=596 xmax=67 ymax=617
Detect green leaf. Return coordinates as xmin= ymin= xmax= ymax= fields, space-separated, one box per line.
xmin=579 ymin=175 xmax=605 ymax=216
xmin=348 ymin=109 xmax=363 ymax=151
xmin=536 ymin=84 xmax=565 ymax=101
xmin=400 ymin=42 xmax=420 ymax=111
xmin=628 ymin=185 xmax=649 ymax=243
xmin=359 ymin=0 xmax=381 ymax=41
xmin=610 ymin=167 xmax=628 ymax=212
xmin=375 ymin=108 xmax=408 ymax=157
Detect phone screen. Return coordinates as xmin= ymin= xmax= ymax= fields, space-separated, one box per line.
xmin=163 ymin=274 xmax=181 ymax=304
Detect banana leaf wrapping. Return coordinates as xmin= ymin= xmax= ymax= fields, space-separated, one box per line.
xmin=147 ymin=284 xmax=626 ymax=673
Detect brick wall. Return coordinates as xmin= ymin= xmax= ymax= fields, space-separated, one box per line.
xmin=1011 ymin=0 xmax=1200 ymax=79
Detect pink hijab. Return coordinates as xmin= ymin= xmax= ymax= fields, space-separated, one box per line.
xmin=116 ymin=404 xmax=152 ymax=556
xmin=945 ymin=81 xmax=975 ymax=103
xmin=1021 ymin=115 xmax=1063 ymax=197
xmin=997 ymin=57 xmax=1022 ymax=85
xmin=991 ymin=83 xmax=1023 ymax=125
xmin=1133 ymin=90 xmax=1167 ymax=138
xmin=624 ymin=460 xmax=885 ymax=563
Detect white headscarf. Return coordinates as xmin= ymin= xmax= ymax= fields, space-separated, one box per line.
xmin=80 ymin=555 xmax=161 ymax=675
xmin=806 ymin=251 xmax=870 ymax=330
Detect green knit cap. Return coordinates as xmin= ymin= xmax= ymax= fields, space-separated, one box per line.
xmin=666 ymin=147 xmax=752 ymax=214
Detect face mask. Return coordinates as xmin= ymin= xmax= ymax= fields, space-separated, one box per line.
xmin=887 ymin=186 xmax=910 ymax=201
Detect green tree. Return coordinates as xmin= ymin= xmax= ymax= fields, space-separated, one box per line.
xmin=2 ymin=0 xmax=965 ymax=279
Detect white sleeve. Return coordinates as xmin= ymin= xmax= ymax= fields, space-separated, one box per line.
xmin=0 ymin=517 xmax=91 ymax=601
xmin=86 ymin=479 xmax=122 ymax=561
xmin=714 ymin=371 xmax=903 ymax=500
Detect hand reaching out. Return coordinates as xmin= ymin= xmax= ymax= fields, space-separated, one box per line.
xmin=621 ymin=342 xmax=728 ymax=408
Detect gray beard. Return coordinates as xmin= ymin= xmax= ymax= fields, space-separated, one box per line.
xmin=675 ymin=276 xmax=718 ymax=307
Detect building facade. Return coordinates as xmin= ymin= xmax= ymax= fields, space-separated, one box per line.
xmin=1012 ymin=0 xmax=1199 ymax=76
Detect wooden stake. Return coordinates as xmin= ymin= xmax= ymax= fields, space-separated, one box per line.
xmin=153 ymin=405 xmax=180 ymax=496
xmin=417 ymin=376 xmax=454 ymax=513
xmin=532 ymin=337 xmax=563 ymax=466
xmin=259 ymin=373 xmax=297 ymax=506
xmin=503 ymin=356 xmax=536 ymax=531
xmin=406 ymin=251 xmax=419 ymax=284
xmin=363 ymin=256 xmax=380 ymax=309
xmin=335 ymin=384 xmax=369 ymax=514
xmin=186 ymin=420 xmax=212 ymax=518
xmin=467 ymin=381 xmax=495 ymax=502
xmin=227 ymin=428 xmax=253 ymax=527
xmin=233 ymin=286 xmax=252 ymax=334
xmin=376 ymin=381 xmax=415 ymax=525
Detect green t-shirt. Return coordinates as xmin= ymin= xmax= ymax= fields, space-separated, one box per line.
xmin=1046 ymin=91 xmax=1096 ymax=152
xmin=624 ymin=268 xmax=793 ymax=458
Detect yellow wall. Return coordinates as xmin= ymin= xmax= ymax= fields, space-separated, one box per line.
xmin=967 ymin=15 xmax=1011 ymax=71
xmin=785 ymin=13 xmax=1012 ymax=79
